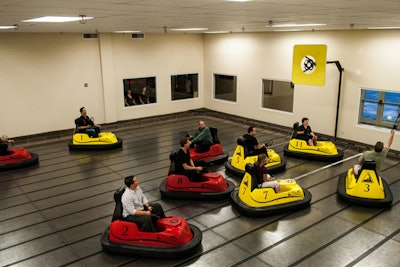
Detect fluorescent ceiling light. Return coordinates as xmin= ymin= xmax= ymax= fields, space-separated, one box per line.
xmin=114 ymin=30 xmax=142 ymax=33
xmin=272 ymin=29 xmax=303 ymax=32
xmin=269 ymin=23 xmax=326 ymax=27
xmin=0 ymin=25 xmax=18 ymax=29
xmin=367 ymin=26 xmax=400 ymax=29
xmin=205 ymin=31 xmax=231 ymax=34
xmin=169 ymin=28 xmax=208 ymax=31
xmin=225 ymin=0 xmax=254 ymax=2
xmin=22 ymin=16 xmax=94 ymax=23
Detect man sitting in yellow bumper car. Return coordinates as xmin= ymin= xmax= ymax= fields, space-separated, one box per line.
xmin=284 ymin=117 xmax=343 ymax=161
xmin=225 ymin=126 xmax=286 ymax=177
xmin=68 ymin=107 xmax=122 ymax=150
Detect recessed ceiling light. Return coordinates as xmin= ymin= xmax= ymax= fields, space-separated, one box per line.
xmin=22 ymin=16 xmax=94 ymax=23
xmin=269 ymin=23 xmax=326 ymax=27
xmin=0 ymin=25 xmax=18 ymax=29
xmin=169 ymin=28 xmax=208 ymax=31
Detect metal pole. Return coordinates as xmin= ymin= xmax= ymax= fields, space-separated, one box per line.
xmin=327 ymin=61 xmax=344 ymax=139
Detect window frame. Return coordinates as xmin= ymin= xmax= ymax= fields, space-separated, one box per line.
xmin=170 ymin=73 xmax=199 ymax=101
xmin=213 ymin=73 xmax=237 ymax=102
xmin=359 ymin=88 xmax=399 ymax=129
xmin=261 ymin=78 xmax=294 ymax=113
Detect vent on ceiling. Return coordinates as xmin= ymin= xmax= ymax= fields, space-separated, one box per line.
xmin=132 ymin=33 xmax=145 ymax=39
xmin=82 ymin=33 xmax=98 ymax=39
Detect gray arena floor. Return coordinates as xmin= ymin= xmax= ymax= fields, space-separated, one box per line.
xmin=1 ymin=112 xmax=399 ymax=267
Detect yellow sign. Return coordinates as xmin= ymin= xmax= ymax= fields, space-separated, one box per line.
xmin=292 ymin=44 xmax=327 ymax=86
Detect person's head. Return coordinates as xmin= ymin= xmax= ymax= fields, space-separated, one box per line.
xmin=142 ymin=87 xmax=147 ymax=94
xmin=374 ymin=141 xmax=384 ymax=152
xmin=302 ymin=117 xmax=309 ymax=126
xmin=80 ymin=107 xmax=87 ymax=116
xmin=248 ymin=126 xmax=256 ymax=136
xmin=124 ymin=175 xmax=139 ymax=189
xmin=127 ymin=89 xmax=132 ymax=94
xmin=198 ymin=120 xmax=206 ymax=129
xmin=180 ymin=137 xmax=191 ymax=148
xmin=256 ymin=153 xmax=267 ymax=166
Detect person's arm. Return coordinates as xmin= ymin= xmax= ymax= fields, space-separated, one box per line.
xmin=308 ymin=126 xmax=316 ymax=137
xmin=122 ymin=193 xmax=139 ymax=216
xmin=87 ymin=117 xmax=95 ymax=127
xmin=144 ymin=202 xmax=152 ymax=212
xmin=386 ymin=129 xmax=395 ymax=148
xmin=182 ymin=162 xmax=202 ymax=171
xmin=297 ymin=125 xmax=305 ymax=135
xmin=256 ymin=140 xmax=266 ymax=149
xmin=76 ymin=118 xmax=91 ymax=130
xmin=77 ymin=124 xmax=91 ymax=130
xmin=191 ymin=128 xmax=202 ymax=143
xmin=358 ymin=153 xmax=365 ymax=164
xmin=123 ymin=189 xmax=151 ymax=216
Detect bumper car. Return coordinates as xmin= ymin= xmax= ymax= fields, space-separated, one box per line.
xmin=101 ymin=187 xmax=202 ymax=259
xmin=0 ymin=146 xmax=39 ymax=171
xmin=68 ymin=130 xmax=122 ymax=150
xmin=283 ymin=122 xmax=343 ymax=161
xmin=160 ymin=152 xmax=235 ymax=200
xmin=225 ymin=137 xmax=286 ymax=177
xmin=337 ymin=161 xmax=393 ymax=207
xmin=231 ymin=164 xmax=312 ymax=217
xmin=189 ymin=127 xmax=229 ymax=166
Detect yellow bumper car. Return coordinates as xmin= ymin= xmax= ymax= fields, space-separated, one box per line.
xmin=231 ymin=163 xmax=312 ymax=217
xmin=225 ymin=137 xmax=286 ymax=177
xmin=337 ymin=161 xmax=393 ymax=207
xmin=68 ymin=132 xmax=122 ymax=150
xmin=283 ymin=123 xmax=343 ymax=161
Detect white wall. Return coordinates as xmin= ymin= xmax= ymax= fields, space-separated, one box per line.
xmin=109 ymin=33 xmax=205 ymax=121
xmin=0 ymin=33 xmax=104 ymax=137
xmin=203 ymin=31 xmax=400 ymax=150
xmin=0 ymin=30 xmax=399 ymax=151
xmin=0 ymin=33 xmax=204 ymax=137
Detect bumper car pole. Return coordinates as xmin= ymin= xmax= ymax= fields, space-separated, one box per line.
xmin=327 ymin=60 xmax=344 ymax=140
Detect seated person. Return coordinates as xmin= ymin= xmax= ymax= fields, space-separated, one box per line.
xmin=121 ymin=175 xmax=165 ymax=232
xmin=139 ymin=87 xmax=149 ymax=104
xmin=175 ymin=137 xmax=204 ymax=181
xmin=254 ymin=153 xmax=280 ymax=192
xmin=124 ymin=89 xmax=136 ymax=106
xmin=189 ymin=120 xmax=213 ymax=153
xmin=296 ymin=117 xmax=317 ymax=146
xmin=353 ymin=129 xmax=395 ymax=177
xmin=0 ymin=136 xmax=14 ymax=155
xmin=243 ymin=126 xmax=268 ymax=156
xmin=75 ymin=107 xmax=101 ymax=138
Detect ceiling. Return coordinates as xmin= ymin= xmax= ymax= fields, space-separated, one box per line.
xmin=1 ymin=0 xmax=400 ymax=33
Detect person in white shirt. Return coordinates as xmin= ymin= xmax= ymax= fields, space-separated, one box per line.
xmin=121 ymin=175 xmax=165 ymax=232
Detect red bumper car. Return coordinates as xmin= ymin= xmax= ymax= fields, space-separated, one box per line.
xmin=101 ymin=187 xmax=202 ymax=259
xmin=188 ymin=127 xmax=229 ymax=166
xmin=159 ymin=152 xmax=235 ymax=200
xmin=0 ymin=146 xmax=38 ymax=171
